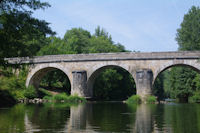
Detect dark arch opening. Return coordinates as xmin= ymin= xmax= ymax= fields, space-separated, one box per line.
xmin=89 ymin=65 xmax=136 ymax=101
xmin=153 ymin=64 xmax=200 ymax=102
xmin=30 ymin=67 xmax=71 ymax=97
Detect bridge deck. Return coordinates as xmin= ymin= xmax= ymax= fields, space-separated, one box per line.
xmin=5 ymin=51 xmax=200 ymax=64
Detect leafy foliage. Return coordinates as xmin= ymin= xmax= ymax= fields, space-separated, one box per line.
xmin=173 ymin=6 xmax=200 ymax=102
xmin=126 ymin=95 xmax=141 ymax=104
xmin=0 ymin=0 xmax=54 ymax=63
xmin=153 ymin=6 xmax=200 ymax=103
xmin=24 ymin=85 xmax=37 ymax=99
xmin=153 ymin=73 xmax=165 ymax=101
xmin=146 ymin=95 xmax=157 ymax=104
xmin=93 ymin=68 xmax=136 ymax=100
xmin=42 ymin=93 xmax=86 ymax=103
xmin=189 ymin=92 xmax=200 ymax=103
xmin=0 ymin=66 xmax=28 ymax=100
xmin=176 ymin=6 xmax=200 ymax=51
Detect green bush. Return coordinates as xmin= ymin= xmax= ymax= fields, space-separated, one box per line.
xmin=24 ymin=86 xmax=37 ymax=99
xmin=67 ymin=95 xmax=86 ymax=103
xmin=189 ymin=92 xmax=200 ymax=103
xmin=146 ymin=95 xmax=157 ymax=104
xmin=43 ymin=96 xmax=53 ymax=100
xmin=53 ymin=93 xmax=68 ymax=101
xmin=126 ymin=95 xmax=141 ymax=104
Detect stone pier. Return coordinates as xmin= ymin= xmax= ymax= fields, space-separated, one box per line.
xmin=72 ymin=71 xmax=88 ymax=97
xmin=136 ymin=69 xmax=153 ymax=100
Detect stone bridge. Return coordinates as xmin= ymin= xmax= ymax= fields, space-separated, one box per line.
xmin=6 ymin=51 xmax=200 ymax=100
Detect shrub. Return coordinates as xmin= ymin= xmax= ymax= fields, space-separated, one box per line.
xmin=189 ymin=92 xmax=200 ymax=103
xmin=43 ymin=96 xmax=53 ymax=100
xmin=53 ymin=93 xmax=68 ymax=101
xmin=67 ymin=95 xmax=86 ymax=103
xmin=126 ymin=95 xmax=141 ymax=104
xmin=24 ymin=86 xmax=38 ymax=99
xmin=146 ymin=95 xmax=157 ymax=104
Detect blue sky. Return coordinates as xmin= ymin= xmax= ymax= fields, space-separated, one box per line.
xmin=33 ymin=0 xmax=200 ymax=52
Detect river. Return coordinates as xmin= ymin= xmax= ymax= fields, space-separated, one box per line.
xmin=0 ymin=102 xmax=200 ymax=133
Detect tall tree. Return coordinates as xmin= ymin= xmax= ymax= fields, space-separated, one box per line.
xmin=63 ymin=28 xmax=91 ymax=54
xmin=171 ymin=6 xmax=200 ymax=102
xmin=0 ymin=0 xmax=55 ymax=63
xmin=176 ymin=6 xmax=200 ymax=51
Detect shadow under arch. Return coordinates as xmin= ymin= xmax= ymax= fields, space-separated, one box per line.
xmin=153 ymin=63 xmax=200 ymax=101
xmin=26 ymin=67 xmax=71 ymax=93
xmin=154 ymin=64 xmax=200 ymax=84
xmin=87 ymin=65 xmax=136 ymax=100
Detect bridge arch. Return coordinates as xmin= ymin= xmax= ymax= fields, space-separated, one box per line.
xmin=153 ymin=61 xmax=200 ymax=83
xmin=152 ymin=62 xmax=200 ymax=101
xmin=26 ymin=64 xmax=72 ymax=90
xmin=87 ymin=64 xmax=136 ymax=98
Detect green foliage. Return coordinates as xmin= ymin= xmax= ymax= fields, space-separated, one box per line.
xmin=67 ymin=95 xmax=86 ymax=103
xmin=126 ymin=95 xmax=141 ymax=104
xmin=43 ymin=96 xmax=52 ymax=100
xmin=152 ymin=6 xmax=200 ymax=103
xmin=63 ymin=28 xmax=91 ymax=54
xmin=24 ymin=86 xmax=37 ymax=99
xmin=53 ymin=93 xmax=68 ymax=101
xmin=176 ymin=6 xmax=200 ymax=51
xmin=38 ymin=88 xmax=53 ymax=97
xmin=37 ymin=37 xmax=67 ymax=56
xmin=0 ymin=66 xmax=28 ymax=99
xmin=0 ymin=66 xmax=40 ymax=101
xmin=168 ymin=67 xmax=198 ymax=102
xmin=153 ymin=73 xmax=165 ymax=101
xmin=93 ymin=68 xmax=136 ymax=100
xmin=0 ymin=0 xmax=54 ymax=63
xmin=39 ymin=69 xmax=71 ymax=94
xmin=189 ymin=92 xmax=200 ymax=103
xmin=146 ymin=95 xmax=157 ymax=104
xmin=172 ymin=5 xmax=200 ymax=102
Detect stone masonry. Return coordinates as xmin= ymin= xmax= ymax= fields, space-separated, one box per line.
xmin=5 ymin=51 xmax=200 ymax=100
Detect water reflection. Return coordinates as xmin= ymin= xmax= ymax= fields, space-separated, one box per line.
xmin=134 ymin=104 xmax=153 ymax=133
xmin=1 ymin=103 xmax=200 ymax=133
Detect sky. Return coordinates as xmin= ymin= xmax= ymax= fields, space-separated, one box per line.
xmin=33 ymin=0 xmax=200 ymax=52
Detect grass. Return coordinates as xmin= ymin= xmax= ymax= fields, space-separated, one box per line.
xmin=146 ymin=95 xmax=157 ymax=104
xmin=126 ymin=95 xmax=141 ymax=104
xmin=42 ymin=92 xmax=86 ymax=103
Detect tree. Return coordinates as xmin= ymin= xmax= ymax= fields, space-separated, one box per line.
xmin=63 ymin=28 xmax=91 ymax=54
xmin=170 ymin=6 xmax=200 ymax=102
xmin=176 ymin=6 xmax=200 ymax=51
xmin=0 ymin=0 xmax=55 ymax=62
xmin=37 ymin=37 xmax=67 ymax=55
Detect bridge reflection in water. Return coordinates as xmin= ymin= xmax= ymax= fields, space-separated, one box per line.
xmin=6 ymin=102 xmax=175 ymax=133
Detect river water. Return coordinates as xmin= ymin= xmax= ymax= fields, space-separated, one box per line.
xmin=0 ymin=102 xmax=200 ymax=133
